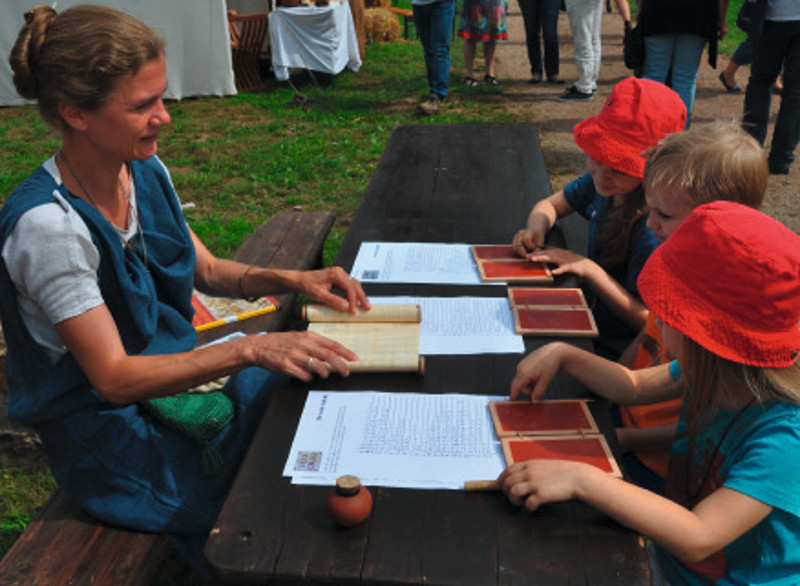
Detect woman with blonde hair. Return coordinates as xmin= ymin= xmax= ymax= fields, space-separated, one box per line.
xmin=2 ymin=5 xmax=368 ymax=574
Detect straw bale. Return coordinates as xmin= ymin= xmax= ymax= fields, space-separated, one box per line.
xmin=364 ymin=7 xmax=401 ymax=43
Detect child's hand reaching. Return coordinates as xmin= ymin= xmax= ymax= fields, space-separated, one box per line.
xmin=497 ymin=459 xmax=602 ymax=511
xmin=511 ymin=228 xmax=546 ymax=257
xmin=527 ymin=247 xmax=597 ymax=279
xmin=510 ymin=342 xmax=566 ymax=401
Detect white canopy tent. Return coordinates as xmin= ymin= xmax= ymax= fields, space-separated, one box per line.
xmin=1 ymin=0 xmax=237 ymax=107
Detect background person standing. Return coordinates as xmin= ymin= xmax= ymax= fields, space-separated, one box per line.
xmin=517 ymin=0 xmax=564 ymax=85
xmin=638 ymin=0 xmax=729 ymax=126
xmin=743 ymin=0 xmax=800 ymax=175
xmin=413 ymin=0 xmax=458 ymax=114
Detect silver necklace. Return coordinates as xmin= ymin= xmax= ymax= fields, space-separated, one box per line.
xmin=58 ymin=150 xmax=148 ymax=266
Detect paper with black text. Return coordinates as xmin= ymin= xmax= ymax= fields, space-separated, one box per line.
xmin=284 ymin=391 xmax=506 ymax=489
xmin=350 ymin=241 xmax=503 ymax=285
xmin=369 ymin=296 xmax=524 ymax=354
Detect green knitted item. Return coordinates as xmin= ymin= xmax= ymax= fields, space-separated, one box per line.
xmin=143 ymin=384 xmax=234 ymax=476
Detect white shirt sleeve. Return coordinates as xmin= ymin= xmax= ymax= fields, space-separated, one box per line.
xmin=1 ymin=192 xmax=105 ymax=359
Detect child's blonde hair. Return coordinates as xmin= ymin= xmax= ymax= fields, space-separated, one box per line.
xmin=680 ymin=337 xmax=800 ymax=438
xmin=643 ymin=121 xmax=768 ymax=210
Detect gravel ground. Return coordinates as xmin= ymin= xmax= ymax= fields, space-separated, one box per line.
xmin=487 ymin=6 xmax=798 ymax=233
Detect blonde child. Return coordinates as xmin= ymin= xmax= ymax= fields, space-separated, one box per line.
xmin=616 ymin=121 xmax=769 ymax=494
xmin=500 ymin=201 xmax=800 ymax=583
xmin=511 ymin=77 xmax=686 ymax=361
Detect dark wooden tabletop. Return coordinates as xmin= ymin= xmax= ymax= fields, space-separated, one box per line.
xmin=203 ymin=124 xmax=650 ymax=585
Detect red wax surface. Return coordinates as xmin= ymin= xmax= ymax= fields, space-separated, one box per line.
xmin=510 ymin=288 xmax=584 ymax=306
xmin=506 ymin=437 xmax=614 ymax=473
xmin=472 ymin=245 xmax=519 ymax=260
xmin=516 ymin=308 xmax=593 ymax=331
xmin=494 ymin=401 xmax=593 ymax=434
xmin=481 ymin=260 xmax=549 ymax=279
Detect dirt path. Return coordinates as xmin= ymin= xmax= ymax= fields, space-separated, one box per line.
xmin=480 ymin=6 xmax=799 ymax=233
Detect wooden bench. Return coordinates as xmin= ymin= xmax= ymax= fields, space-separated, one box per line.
xmin=0 ymin=210 xmax=335 ymax=585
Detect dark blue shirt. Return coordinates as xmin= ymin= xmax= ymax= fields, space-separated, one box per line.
xmin=563 ymin=172 xmax=660 ymax=359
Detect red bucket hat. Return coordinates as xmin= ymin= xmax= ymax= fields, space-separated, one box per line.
xmin=638 ymin=201 xmax=800 ymax=368
xmin=573 ymin=77 xmax=686 ymax=178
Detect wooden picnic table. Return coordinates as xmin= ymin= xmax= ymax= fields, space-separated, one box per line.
xmin=203 ymin=124 xmax=650 ymax=585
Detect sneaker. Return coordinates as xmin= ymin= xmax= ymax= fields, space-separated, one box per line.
xmin=558 ymin=86 xmax=594 ymax=102
xmin=417 ymin=92 xmax=443 ymax=115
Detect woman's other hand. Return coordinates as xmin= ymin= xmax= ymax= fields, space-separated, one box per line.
xmin=295 ymin=267 xmax=371 ymax=314
xmin=249 ymin=330 xmax=358 ymax=382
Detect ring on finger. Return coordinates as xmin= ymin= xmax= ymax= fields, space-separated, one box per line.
xmin=307 ymin=356 xmax=315 ymax=370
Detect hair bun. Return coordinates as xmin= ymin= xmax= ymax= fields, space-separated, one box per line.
xmin=9 ymin=6 xmax=58 ymax=99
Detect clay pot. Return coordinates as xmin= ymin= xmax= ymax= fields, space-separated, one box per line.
xmin=326 ymin=475 xmax=372 ymax=527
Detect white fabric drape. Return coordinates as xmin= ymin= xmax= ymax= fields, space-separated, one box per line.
xmin=269 ymin=1 xmax=361 ymax=81
xmin=1 ymin=0 xmax=236 ymax=106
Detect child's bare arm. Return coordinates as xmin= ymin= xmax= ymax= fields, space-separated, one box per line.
xmin=616 ymin=422 xmax=678 ymax=453
xmin=511 ymin=191 xmax=573 ymax=256
xmin=510 ymin=341 xmax=680 ymax=404
xmin=497 ymin=461 xmax=772 ymax=563
xmin=526 ymin=249 xmax=649 ymax=331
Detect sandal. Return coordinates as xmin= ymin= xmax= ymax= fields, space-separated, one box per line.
xmin=483 ymin=75 xmax=500 ymax=87
xmin=464 ymin=76 xmax=478 ymax=87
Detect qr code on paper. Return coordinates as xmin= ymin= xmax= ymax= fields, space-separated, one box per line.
xmin=361 ymin=270 xmax=380 ymax=280
xmin=294 ymin=451 xmax=322 ymax=472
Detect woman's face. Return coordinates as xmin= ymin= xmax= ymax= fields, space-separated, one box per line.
xmin=81 ymin=54 xmax=171 ymax=161
xmin=586 ymin=156 xmax=642 ymax=198
xmin=645 ymin=186 xmax=696 ymax=243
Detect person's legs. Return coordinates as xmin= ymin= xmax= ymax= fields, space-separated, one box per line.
xmin=413 ymin=3 xmax=436 ymax=91
xmin=484 ymin=40 xmax=498 ymax=77
xmin=463 ymin=38 xmax=478 ymax=80
xmin=766 ymin=21 xmax=800 ymax=174
xmin=416 ymin=0 xmax=456 ymax=100
xmin=744 ymin=22 xmax=787 ymax=145
xmin=732 ymin=37 xmax=754 ymax=67
xmin=518 ymin=0 xmax=543 ymax=79
xmin=587 ymin=0 xmax=602 ymax=91
xmin=565 ymin=0 xmax=597 ymax=94
xmin=642 ymin=33 xmax=675 ymax=85
xmin=666 ymin=33 xmax=705 ymax=125
xmin=721 ymin=37 xmax=753 ymax=91
xmin=541 ymin=0 xmax=561 ymax=80
xmin=428 ymin=0 xmax=456 ymax=99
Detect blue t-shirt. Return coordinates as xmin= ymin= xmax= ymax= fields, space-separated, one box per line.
xmin=656 ymin=366 xmax=800 ymax=584
xmin=562 ymin=172 xmax=659 ymax=360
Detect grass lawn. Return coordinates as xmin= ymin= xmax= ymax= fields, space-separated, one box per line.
xmin=0 ymin=0 xmax=744 ymax=580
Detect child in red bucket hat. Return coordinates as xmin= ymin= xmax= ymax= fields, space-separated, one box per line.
xmin=511 ymin=77 xmax=686 ymax=361
xmin=500 ymin=201 xmax=800 ymax=584
xmin=616 ymin=121 xmax=769 ymax=496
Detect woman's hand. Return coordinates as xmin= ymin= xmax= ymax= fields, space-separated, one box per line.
xmin=511 ymin=228 xmax=546 ymax=257
xmin=527 ymin=247 xmax=596 ymax=279
xmin=294 ymin=267 xmax=371 ymax=314
xmin=497 ymin=460 xmax=598 ymax=511
xmin=510 ymin=342 xmax=566 ymax=401
xmin=249 ymin=330 xmax=359 ymax=382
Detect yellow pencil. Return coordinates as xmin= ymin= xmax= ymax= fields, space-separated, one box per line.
xmin=195 ymin=304 xmax=278 ymax=332
xmin=464 ymin=480 xmax=500 ymax=492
